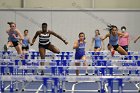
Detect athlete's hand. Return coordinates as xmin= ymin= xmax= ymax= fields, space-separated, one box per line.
xmin=30 ymin=43 xmax=34 ymax=46
xmin=64 ymin=41 xmax=68 ymax=45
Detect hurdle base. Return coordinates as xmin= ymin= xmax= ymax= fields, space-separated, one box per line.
xmin=63 ymin=89 xmax=66 ymax=92
xmin=22 ymin=88 xmax=25 ymax=91
xmin=15 ymin=88 xmax=18 ymax=91
xmin=7 ymin=72 xmax=10 ymax=75
xmin=98 ymin=89 xmax=105 ymax=93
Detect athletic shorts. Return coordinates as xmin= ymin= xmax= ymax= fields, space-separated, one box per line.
xmin=121 ymin=45 xmax=128 ymax=52
xmin=108 ymin=44 xmax=119 ymax=51
xmin=11 ymin=41 xmax=19 ymax=47
xmin=22 ymin=45 xmax=29 ymax=50
xmin=38 ymin=42 xmax=51 ymax=49
xmin=75 ymin=52 xmax=85 ymax=59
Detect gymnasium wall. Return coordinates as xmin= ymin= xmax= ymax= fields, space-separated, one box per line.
xmin=0 ymin=0 xmax=140 ymax=8
xmin=0 ymin=9 xmax=140 ymax=51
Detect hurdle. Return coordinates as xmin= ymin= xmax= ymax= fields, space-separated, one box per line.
xmin=1 ymin=51 xmax=140 ymax=93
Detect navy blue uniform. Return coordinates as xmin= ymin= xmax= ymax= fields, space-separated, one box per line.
xmin=75 ymin=40 xmax=85 ymax=59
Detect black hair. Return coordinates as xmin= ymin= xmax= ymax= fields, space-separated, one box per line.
xmin=24 ymin=29 xmax=28 ymax=33
xmin=42 ymin=23 xmax=48 ymax=26
xmin=107 ymin=25 xmax=118 ymax=33
xmin=121 ymin=26 xmax=126 ymax=30
xmin=79 ymin=32 xmax=86 ymax=40
xmin=7 ymin=22 xmax=16 ymax=26
xmin=110 ymin=25 xmax=118 ymax=34
xmin=111 ymin=25 xmax=118 ymax=30
xmin=95 ymin=29 xmax=100 ymax=35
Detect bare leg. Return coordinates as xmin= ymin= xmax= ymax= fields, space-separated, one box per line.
xmin=4 ymin=41 xmax=13 ymax=51
xmin=39 ymin=47 xmax=46 ymax=65
xmin=108 ymin=44 xmax=113 ymax=51
xmin=82 ymin=56 xmax=88 ymax=75
xmin=117 ymin=46 xmax=128 ymax=55
xmin=7 ymin=42 xmax=13 ymax=47
xmin=108 ymin=44 xmax=115 ymax=56
xmin=75 ymin=62 xmax=80 ymax=76
xmin=39 ymin=47 xmax=46 ymax=75
xmin=47 ymin=43 xmax=60 ymax=54
xmin=15 ymin=45 xmax=22 ymax=54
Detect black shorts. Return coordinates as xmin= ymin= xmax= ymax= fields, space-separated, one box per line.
xmin=108 ymin=44 xmax=119 ymax=51
xmin=22 ymin=46 xmax=29 ymax=50
xmin=11 ymin=41 xmax=19 ymax=47
xmin=39 ymin=42 xmax=51 ymax=49
xmin=94 ymin=47 xmax=101 ymax=49
xmin=121 ymin=45 xmax=128 ymax=52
